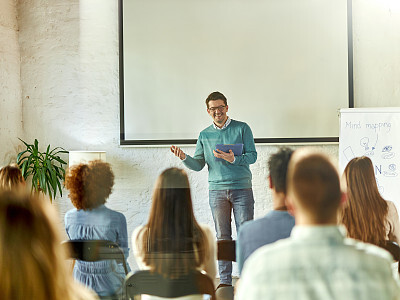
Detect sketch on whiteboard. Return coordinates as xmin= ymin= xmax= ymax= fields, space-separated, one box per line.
xmin=365 ymin=150 xmax=375 ymax=157
xmin=360 ymin=137 xmax=369 ymax=150
xmin=382 ymin=145 xmax=395 ymax=159
xmin=343 ymin=146 xmax=355 ymax=162
xmin=384 ymin=164 xmax=398 ymax=177
xmin=340 ymin=108 xmax=400 ymax=207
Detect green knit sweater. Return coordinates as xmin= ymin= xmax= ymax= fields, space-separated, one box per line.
xmin=183 ymin=120 xmax=257 ymax=190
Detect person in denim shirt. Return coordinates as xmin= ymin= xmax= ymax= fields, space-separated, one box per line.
xmin=65 ymin=160 xmax=130 ymax=297
xmin=236 ymin=148 xmax=295 ymax=274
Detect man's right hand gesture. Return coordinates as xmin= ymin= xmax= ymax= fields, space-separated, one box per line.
xmin=170 ymin=145 xmax=186 ymax=160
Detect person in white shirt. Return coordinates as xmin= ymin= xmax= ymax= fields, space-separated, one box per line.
xmin=236 ymin=148 xmax=400 ymax=300
xmin=132 ymin=168 xmax=216 ymax=300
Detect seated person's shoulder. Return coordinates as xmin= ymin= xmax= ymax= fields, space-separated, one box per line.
xmin=72 ymin=281 xmax=100 ymax=300
xmin=344 ymin=237 xmax=393 ymax=262
xmin=245 ymin=236 xmax=292 ymax=263
xmin=103 ymin=206 xmax=127 ymax=221
xmin=199 ymin=223 xmax=214 ymax=237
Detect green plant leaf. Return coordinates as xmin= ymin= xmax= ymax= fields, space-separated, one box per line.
xmin=17 ymin=156 xmax=29 ymax=165
xmin=40 ymin=170 xmax=46 ymax=194
xmin=18 ymin=138 xmax=34 ymax=152
xmin=32 ymin=140 xmax=39 ymax=157
xmin=46 ymin=181 xmax=53 ymax=201
xmin=56 ymin=179 xmax=63 ymax=197
xmin=44 ymin=144 xmax=50 ymax=161
xmin=53 ymin=156 xmax=67 ymax=165
xmin=17 ymin=139 xmax=67 ymax=201
xmin=26 ymin=156 xmax=33 ymax=172
xmin=49 ymin=147 xmax=68 ymax=156
xmin=16 ymin=150 xmax=28 ymax=164
xmin=20 ymin=160 xmax=28 ymax=178
xmin=32 ymin=173 xmax=38 ymax=190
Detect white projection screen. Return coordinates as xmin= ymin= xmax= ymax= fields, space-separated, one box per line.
xmin=119 ymin=0 xmax=352 ymax=145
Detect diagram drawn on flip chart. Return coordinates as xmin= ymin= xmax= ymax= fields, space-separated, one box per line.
xmin=339 ymin=108 xmax=400 ymax=208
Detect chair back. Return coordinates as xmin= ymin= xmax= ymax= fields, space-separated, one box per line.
xmin=217 ymin=240 xmax=236 ymax=262
xmin=380 ymin=240 xmax=400 ymax=273
xmin=124 ymin=270 xmax=215 ymax=300
xmin=63 ymin=239 xmax=129 ymax=275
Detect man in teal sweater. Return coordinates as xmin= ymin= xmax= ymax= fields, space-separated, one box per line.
xmin=171 ymin=91 xmax=257 ymax=288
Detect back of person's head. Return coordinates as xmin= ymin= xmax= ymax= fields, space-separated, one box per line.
xmin=205 ymin=91 xmax=227 ymax=108
xmin=0 ymin=190 xmax=79 ymax=300
xmin=65 ymin=160 xmax=114 ymax=210
xmin=0 ymin=164 xmax=25 ymax=191
xmin=287 ymin=149 xmax=341 ymax=223
xmin=340 ymin=156 xmax=388 ymax=245
xmin=151 ymin=167 xmax=193 ymax=224
xmin=140 ymin=168 xmax=207 ymax=277
xmin=268 ymin=148 xmax=294 ymax=194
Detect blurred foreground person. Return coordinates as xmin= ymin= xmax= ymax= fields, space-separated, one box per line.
xmin=237 ymin=149 xmax=400 ymax=300
xmin=0 ymin=164 xmax=25 ymax=191
xmin=0 ymin=190 xmax=97 ymax=300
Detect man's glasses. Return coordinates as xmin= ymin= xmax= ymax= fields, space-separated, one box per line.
xmin=208 ymin=105 xmax=226 ymax=112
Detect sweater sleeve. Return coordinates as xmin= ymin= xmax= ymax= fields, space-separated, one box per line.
xmin=233 ymin=123 xmax=257 ymax=166
xmin=182 ymin=134 xmax=206 ymax=171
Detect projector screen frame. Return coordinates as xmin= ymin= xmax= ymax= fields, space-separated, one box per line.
xmin=118 ymin=0 xmax=354 ymax=146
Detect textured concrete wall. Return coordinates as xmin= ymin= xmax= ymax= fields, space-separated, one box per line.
xmin=0 ymin=0 xmax=22 ymax=165
xmin=15 ymin=0 xmax=399 ymax=274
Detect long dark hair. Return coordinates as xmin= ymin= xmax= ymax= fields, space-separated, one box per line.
xmin=137 ymin=168 xmax=208 ymax=277
xmin=340 ymin=156 xmax=388 ymax=245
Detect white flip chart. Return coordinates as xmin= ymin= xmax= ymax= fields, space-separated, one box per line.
xmin=339 ymin=108 xmax=400 ymax=207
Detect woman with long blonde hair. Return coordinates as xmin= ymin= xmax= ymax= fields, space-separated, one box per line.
xmin=0 ymin=190 xmax=97 ymax=300
xmin=132 ymin=168 xmax=216 ymax=299
xmin=0 ymin=164 xmax=25 ymax=191
xmin=340 ymin=156 xmax=400 ymax=245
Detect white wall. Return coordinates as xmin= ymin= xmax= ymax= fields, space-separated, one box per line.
xmin=353 ymin=0 xmax=400 ymax=106
xmin=3 ymin=0 xmax=398 ymax=272
xmin=0 ymin=0 xmax=22 ymax=165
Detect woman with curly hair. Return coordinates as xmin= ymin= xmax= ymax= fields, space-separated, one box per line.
xmin=0 ymin=190 xmax=98 ymax=300
xmin=340 ymin=156 xmax=400 ymax=246
xmin=132 ymin=168 xmax=216 ymax=299
xmin=64 ymin=160 xmax=130 ymax=297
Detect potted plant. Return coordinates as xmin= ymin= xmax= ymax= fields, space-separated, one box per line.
xmin=16 ymin=138 xmax=68 ymax=201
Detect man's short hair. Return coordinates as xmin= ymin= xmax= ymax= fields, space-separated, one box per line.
xmin=268 ymin=148 xmax=294 ymax=194
xmin=287 ymin=150 xmax=341 ymax=222
xmin=205 ymin=91 xmax=227 ymax=108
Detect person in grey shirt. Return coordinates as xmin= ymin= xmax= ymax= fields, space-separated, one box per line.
xmin=236 ymin=147 xmax=295 ymax=274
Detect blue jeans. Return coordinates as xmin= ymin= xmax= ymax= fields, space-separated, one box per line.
xmin=209 ymin=188 xmax=254 ymax=285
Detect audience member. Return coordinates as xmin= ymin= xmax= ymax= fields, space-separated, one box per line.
xmin=0 ymin=164 xmax=25 ymax=191
xmin=132 ymin=168 xmax=216 ymax=299
xmin=237 ymin=149 xmax=400 ymax=300
xmin=0 ymin=190 xmax=97 ymax=300
xmin=340 ymin=156 xmax=400 ymax=245
xmin=236 ymin=147 xmax=295 ymax=274
xmin=64 ymin=160 xmax=130 ymax=297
